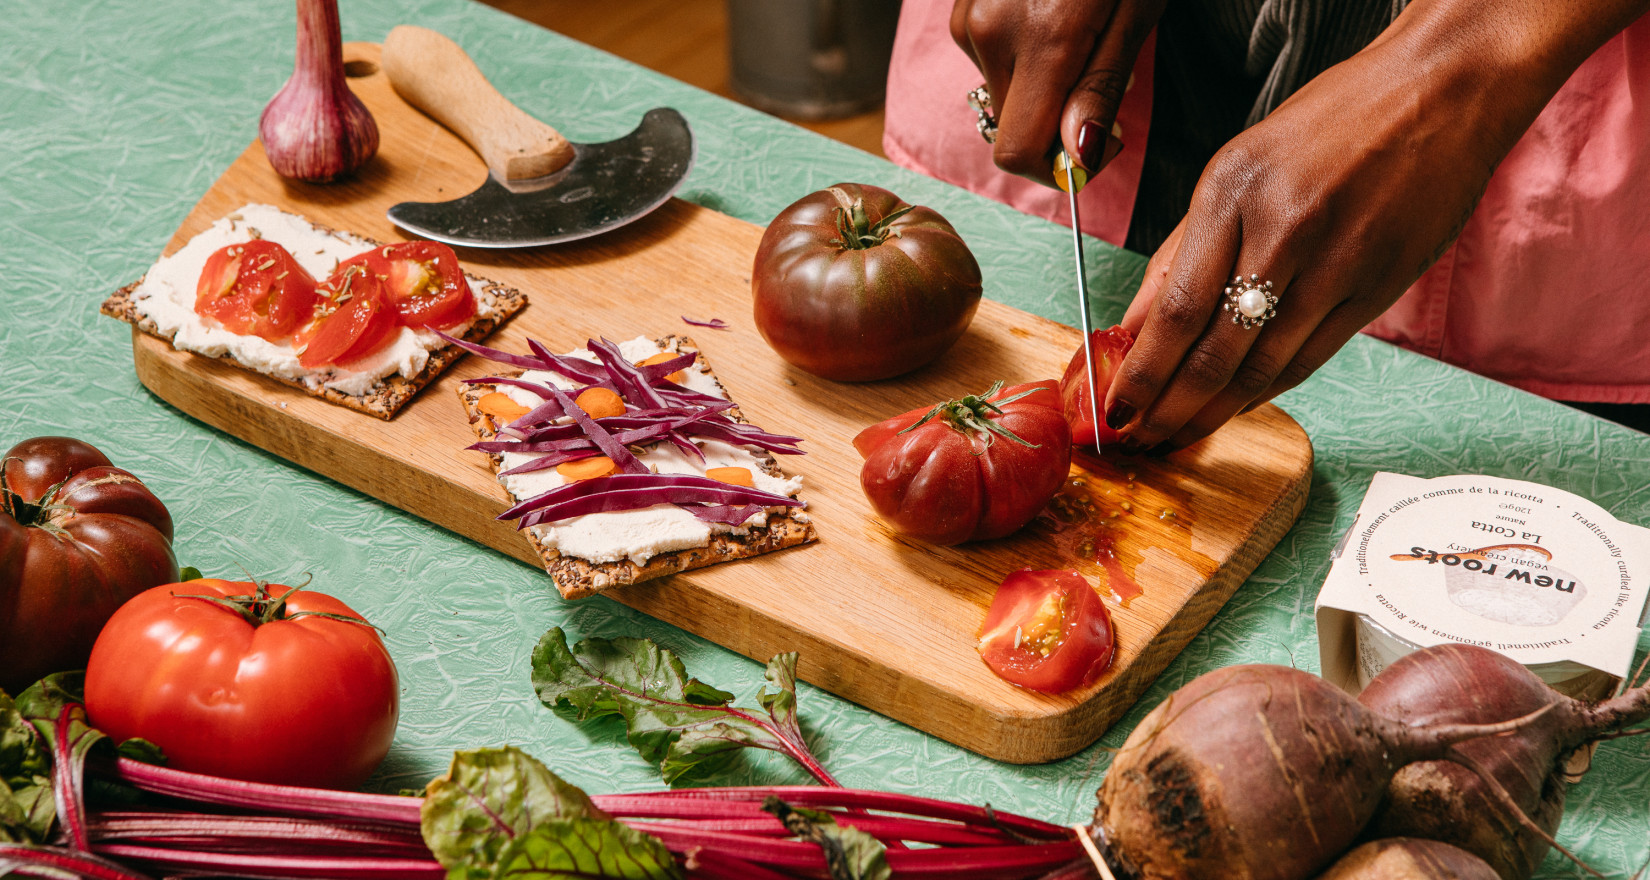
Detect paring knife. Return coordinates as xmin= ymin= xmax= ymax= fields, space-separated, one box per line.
xmin=1055 ymin=151 xmax=1102 ymax=445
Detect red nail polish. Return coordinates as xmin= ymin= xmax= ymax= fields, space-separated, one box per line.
xmin=1105 ymin=401 xmax=1135 ymax=431
xmin=1077 ymin=120 xmax=1107 ymax=171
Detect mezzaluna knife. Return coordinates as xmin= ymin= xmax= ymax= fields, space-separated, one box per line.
xmin=1055 ymin=151 xmax=1103 ymax=446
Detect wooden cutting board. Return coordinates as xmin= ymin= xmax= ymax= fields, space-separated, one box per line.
xmin=123 ymin=43 xmax=1311 ymax=763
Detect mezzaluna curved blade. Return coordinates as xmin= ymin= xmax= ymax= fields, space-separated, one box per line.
xmin=387 ymin=108 xmax=695 ymax=249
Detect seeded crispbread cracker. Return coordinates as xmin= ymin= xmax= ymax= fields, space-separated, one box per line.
xmin=457 ymin=336 xmax=816 ymax=599
xmin=100 ymin=212 xmax=527 ymax=420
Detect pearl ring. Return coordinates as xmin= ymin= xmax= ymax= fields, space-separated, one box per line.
xmin=1223 ymin=274 xmax=1277 ymax=330
xmin=968 ymin=84 xmax=997 ymax=144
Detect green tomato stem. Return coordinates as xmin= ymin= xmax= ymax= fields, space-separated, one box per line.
xmin=898 ymin=381 xmax=1042 ymax=449
xmin=828 ymin=187 xmax=915 ymax=250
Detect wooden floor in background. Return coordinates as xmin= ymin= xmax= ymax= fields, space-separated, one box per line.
xmin=479 ymin=0 xmax=888 ymax=157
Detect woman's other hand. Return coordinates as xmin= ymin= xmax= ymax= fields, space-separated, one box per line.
xmin=951 ymin=0 xmax=1164 ymax=181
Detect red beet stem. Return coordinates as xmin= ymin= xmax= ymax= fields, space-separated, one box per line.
xmin=109 ymin=758 xmax=422 ymax=828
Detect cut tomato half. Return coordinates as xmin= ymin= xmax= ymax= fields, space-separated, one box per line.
xmin=194 ymin=240 xmax=319 ymax=342
xmin=377 ymin=241 xmax=475 ymax=330
xmin=297 ymin=264 xmax=398 ymax=369
xmin=977 ymin=569 xmax=1115 ymax=693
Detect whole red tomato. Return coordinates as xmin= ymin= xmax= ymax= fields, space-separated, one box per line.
xmin=84 ymin=579 xmax=399 ymax=790
xmin=0 ymin=437 xmax=177 ymax=695
xmin=195 ymin=240 xmax=319 ymax=343
xmin=855 ymin=381 xmax=1071 ymax=545
xmin=978 ymin=569 xmax=1115 ymax=693
xmin=753 ymin=183 xmax=982 ymax=382
xmin=1059 ymin=325 xmax=1136 ymax=448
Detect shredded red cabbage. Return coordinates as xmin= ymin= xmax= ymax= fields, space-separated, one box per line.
xmin=461 ymin=335 xmax=808 ymax=530
xmin=682 ymin=316 xmax=730 ymax=329
xmin=688 ymin=503 xmax=765 ymax=525
xmin=505 ymin=473 xmax=802 ymax=529
xmin=538 ymin=384 xmax=649 ymax=476
xmin=586 ymin=337 xmax=669 ymax=410
xmin=435 ymin=331 xmax=544 ymax=371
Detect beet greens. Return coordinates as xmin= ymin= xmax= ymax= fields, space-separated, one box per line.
xmin=531 ymin=627 xmax=838 ymax=787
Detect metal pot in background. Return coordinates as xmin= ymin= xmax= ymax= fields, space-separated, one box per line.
xmin=726 ymin=0 xmax=903 ymax=120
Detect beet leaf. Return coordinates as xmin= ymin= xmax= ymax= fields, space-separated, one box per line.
xmin=9 ymin=674 xmax=162 ymax=853
xmin=420 ymin=745 xmax=603 ymax=880
xmin=421 ymin=746 xmax=679 ymax=880
xmin=762 ymin=797 xmax=890 ymax=880
xmin=0 ymin=691 xmax=53 ymax=844
xmin=492 ymin=818 xmax=681 ymax=879
xmin=530 ymin=629 xmax=839 ymax=787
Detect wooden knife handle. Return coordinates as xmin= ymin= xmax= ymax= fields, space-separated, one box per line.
xmin=381 ymin=25 xmax=574 ymax=181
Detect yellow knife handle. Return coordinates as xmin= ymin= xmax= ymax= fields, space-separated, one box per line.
xmin=382 ymin=25 xmax=574 ymax=181
xmin=1054 ymin=151 xmax=1089 ymax=195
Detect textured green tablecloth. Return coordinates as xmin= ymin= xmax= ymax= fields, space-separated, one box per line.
xmin=4 ymin=0 xmax=1647 ymax=875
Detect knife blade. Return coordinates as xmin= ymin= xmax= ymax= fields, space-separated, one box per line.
xmin=1055 ymin=151 xmax=1103 ymax=447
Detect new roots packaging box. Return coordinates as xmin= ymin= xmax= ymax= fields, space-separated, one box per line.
xmin=1317 ymin=472 xmax=1650 ymax=700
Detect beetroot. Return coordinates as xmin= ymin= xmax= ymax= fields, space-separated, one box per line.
xmin=1315 ymin=838 xmax=1500 ymax=880
xmin=1091 ymin=665 xmax=1545 ymax=880
xmin=1357 ymin=644 xmax=1650 ymax=879
xmin=1358 ymin=645 xmax=1573 ymax=878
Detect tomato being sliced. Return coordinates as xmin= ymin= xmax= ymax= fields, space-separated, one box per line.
xmin=194 ymin=240 xmax=319 ymax=342
xmin=978 ymin=569 xmax=1115 ymax=693
xmin=296 ymin=263 xmax=399 ymax=369
xmin=1059 ymin=325 xmax=1136 ymax=448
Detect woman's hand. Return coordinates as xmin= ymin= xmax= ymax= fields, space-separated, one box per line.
xmin=951 ymin=0 xmax=1163 ymax=180
xmin=1105 ymin=0 xmax=1650 ymax=451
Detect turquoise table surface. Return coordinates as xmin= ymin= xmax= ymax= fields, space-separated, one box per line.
xmin=5 ymin=0 xmax=1648 ymax=875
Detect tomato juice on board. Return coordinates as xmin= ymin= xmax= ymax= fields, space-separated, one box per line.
xmin=1030 ymin=450 xmax=1200 ymax=607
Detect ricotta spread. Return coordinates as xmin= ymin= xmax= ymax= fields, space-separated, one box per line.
xmin=128 ymin=203 xmax=501 ymax=397
xmin=492 ymin=337 xmax=805 ymax=566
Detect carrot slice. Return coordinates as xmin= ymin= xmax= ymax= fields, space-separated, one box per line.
xmin=477 ymin=392 xmax=530 ymax=423
xmin=557 ymin=455 xmax=618 ymax=482
xmin=638 ymin=351 xmax=687 ymax=385
xmin=573 ymin=387 xmax=626 ymax=420
xmin=705 ymin=466 xmax=754 ymax=487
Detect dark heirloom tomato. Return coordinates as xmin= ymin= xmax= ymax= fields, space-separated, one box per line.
xmin=195 ymin=240 xmax=320 ymax=342
xmin=85 ymin=579 xmax=400 ymax=790
xmin=855 ymin=381 xmax=1071 ymax=545
xmin=1059 ymin=325 xmax=1136 ymax=448
xmin=753 ymin=183 xmax=982 ymax=382
xmin=978 ymin=569 xmax=1115 ymax=693
xmin=297 ymin=262 xmax=399 ymax=369
xmin=0 ymin=436 xmax=178 ymax=694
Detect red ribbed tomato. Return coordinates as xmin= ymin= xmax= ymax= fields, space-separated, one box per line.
xmin=0 ymin=437 xmax=177 ymax=694
xmin=753 ymin=183 xmax=982 ymax=381
xmin=854 ymin=381 xmax=1071 ymax=545
xmin=84 ymin=579 xmax=399 ymax=790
